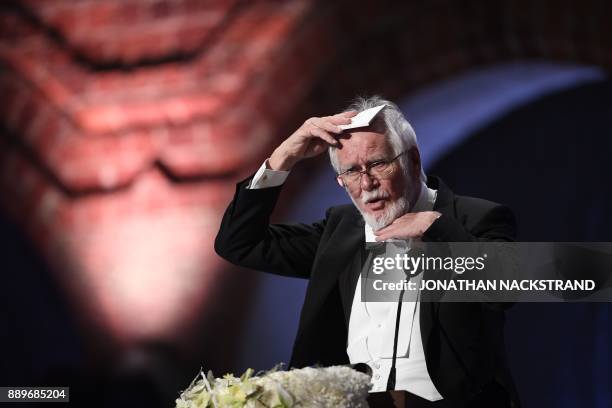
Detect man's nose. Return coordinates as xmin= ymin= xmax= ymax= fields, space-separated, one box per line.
xmin=360 ymin=172 xmax=378 ymax=191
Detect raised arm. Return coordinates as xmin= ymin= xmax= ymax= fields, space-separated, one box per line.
xmin=215 ymin=111 xmax=356 ymax=278
xmin=214 ymin=175 xmax=328 ymax=279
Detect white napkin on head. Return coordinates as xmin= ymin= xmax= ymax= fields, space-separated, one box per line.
xmin=339 ymin=104 xmax=386 ymax=130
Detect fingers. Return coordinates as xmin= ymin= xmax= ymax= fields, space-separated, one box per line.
xmin=374 ymin=234 xmax=387 ymax=242
xmin=302 ymin=116 xmax=344 ymax=146
xmin=373 ymin=217 xmax=420 ymax=241
xmin=374 ymin=230 xmax=412 ymax=242
xmin=306 ymin=110 xmax=357 ymax=129
xmin=374 ymin=229 xmax=398 ymax=242
xmin=299 ymin=110 xmax=360 ymax=148
xmin=373 ymin=224 xmax=395 ymax=241
xmin=328 ymin=111 xmax=356 ymax=125
xmin=375 ymin=232 xmax=405 ymax=242
xmin=309 ymin=125 xmax=339 ymax=146
xmin=312 ymin=118 xmax=343 ymax=134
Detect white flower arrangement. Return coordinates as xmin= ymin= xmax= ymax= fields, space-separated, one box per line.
xmin=175 ymin=365 xmax=372 ymax=408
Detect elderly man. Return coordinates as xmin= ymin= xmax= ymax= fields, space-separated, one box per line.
xmin=215 ymin=96 xmax=519 ymax=407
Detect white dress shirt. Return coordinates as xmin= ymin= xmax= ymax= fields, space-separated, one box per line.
xmin=249 ymin=160 xmax=291 ymax=188
xmin=348 ymin=185 xmax=442 ymax=400
xmin=248 ymin=160 xmax=442 ymax=400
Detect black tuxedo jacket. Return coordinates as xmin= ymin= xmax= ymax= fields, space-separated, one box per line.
xmin=215 ymin=175 xmax=519 ymax=407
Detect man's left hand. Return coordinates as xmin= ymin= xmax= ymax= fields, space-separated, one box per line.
xmin=374 ymin=211 xmax=442 ymax=241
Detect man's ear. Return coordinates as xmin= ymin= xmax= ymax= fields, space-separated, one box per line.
xmin=336 ymin=177 xmax=345 ymax=188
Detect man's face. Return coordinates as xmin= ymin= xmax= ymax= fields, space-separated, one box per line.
xmin=335 ymin=131 xmax=420 ymax=230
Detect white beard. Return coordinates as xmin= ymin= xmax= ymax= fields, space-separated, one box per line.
xmin=349 ymin=190 xmax=411 ymax=231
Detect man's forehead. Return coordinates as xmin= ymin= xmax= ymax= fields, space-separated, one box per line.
xmin=337 ymin=131 xmax=392 ymax=161
xmin=340 ymin=130 xmax=385 ymax=145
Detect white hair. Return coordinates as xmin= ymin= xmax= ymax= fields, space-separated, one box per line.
xmin=328 ymin=95 xmax=427 ymax=183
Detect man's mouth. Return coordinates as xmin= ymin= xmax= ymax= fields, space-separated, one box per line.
xmin=364 ymin=196 xmax=387 ymax=210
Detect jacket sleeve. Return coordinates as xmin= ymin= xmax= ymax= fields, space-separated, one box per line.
xmin=214 ymin=175 xmax=326 ymax=279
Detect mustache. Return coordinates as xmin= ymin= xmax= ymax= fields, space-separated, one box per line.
xmin=360 ymin=190 xmax=390 ymax=204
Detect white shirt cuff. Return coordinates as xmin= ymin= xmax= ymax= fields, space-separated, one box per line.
xmin=247 ymin=159 xmax=290 ymax=189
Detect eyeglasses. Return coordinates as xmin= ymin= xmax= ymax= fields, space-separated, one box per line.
xmin=337 ymin=150 xmax=406 ymax=185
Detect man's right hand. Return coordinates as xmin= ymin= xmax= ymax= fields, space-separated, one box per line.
xmin=268 ymin=111 xmax=357 ymax=171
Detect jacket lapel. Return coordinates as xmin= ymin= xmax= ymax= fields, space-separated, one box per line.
xmin=298 ymin=208 xmax=364 ymax=332
xmin=338 ymin=230 xmax=367 ymax=326
xmin=420 ymin=176 xmax=456 ymax=358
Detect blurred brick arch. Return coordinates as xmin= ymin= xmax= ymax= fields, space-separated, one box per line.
xmin=303 ymin=0 xmax=612 ymax=113
xmin=0 ymin=0 xmax=610 ymax=367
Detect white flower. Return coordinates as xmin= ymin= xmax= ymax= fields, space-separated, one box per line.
xmin=175 ymin=365 xmax=371 ymax=408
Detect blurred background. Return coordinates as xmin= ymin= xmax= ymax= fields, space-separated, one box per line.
xmin=0 ymin=0 xmax=611 ymax=407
